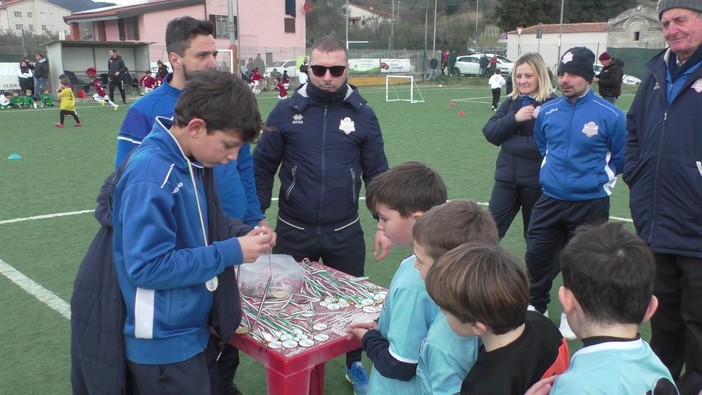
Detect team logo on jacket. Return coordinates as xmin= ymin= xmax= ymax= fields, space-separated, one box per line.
xmin=292 ymin=114 xmax=304 ymax=125
xmin=581 ymin=121 xmax=599 ymax=138
xmin=339 ymin=117 xmax=356 ymax=134
xmin=692 ymin=78 xmax=702 ymax=93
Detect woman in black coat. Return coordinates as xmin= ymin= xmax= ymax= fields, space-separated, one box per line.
xmin=482 ymin=52 xmax=556 ymax=240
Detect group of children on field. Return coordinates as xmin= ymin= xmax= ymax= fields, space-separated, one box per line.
xmin=0 ymin=89 xmax=54 ymax=109
xmin=345 ymin=161 xmax=677 ymax=394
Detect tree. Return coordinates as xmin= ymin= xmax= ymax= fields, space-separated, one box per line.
xmin=492 ymin=0 xmax=637 ymax=32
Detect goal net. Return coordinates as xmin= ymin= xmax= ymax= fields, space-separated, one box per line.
xmin=385 ymin=75 xmax=425 ymax=103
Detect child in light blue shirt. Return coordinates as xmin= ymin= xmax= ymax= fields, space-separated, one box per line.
xmin=413 ymin=200 xmax=500 ymax=395
xmin=346 ymin=161 xmax=447 ymax=394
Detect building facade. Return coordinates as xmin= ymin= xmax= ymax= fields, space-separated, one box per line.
xmin=0 ymin=0 xmax=71 ymax=36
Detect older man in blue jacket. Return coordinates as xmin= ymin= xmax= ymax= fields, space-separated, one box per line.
xmin=625 ymin=1 xmax=702 ymax=393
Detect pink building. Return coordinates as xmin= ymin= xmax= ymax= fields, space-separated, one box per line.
xmin=63 ymin=0 xmax=307 ymax=72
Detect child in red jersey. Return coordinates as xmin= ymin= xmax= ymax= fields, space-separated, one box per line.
xmin=87 ymin=67 xmax=118 ymax=110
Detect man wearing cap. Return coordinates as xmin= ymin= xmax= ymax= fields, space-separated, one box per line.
xmin=593 ymin=51 xmax=624 ymax=104
xmin=525 ymin=47 xmax=626 ymax=341
xmin=624 ymin=1 xmax=702 ymax=393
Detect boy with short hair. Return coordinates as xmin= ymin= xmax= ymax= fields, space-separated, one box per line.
xmin=412 ymin=200 xmax=500 ymax=395
xmin=539 ymin=222 xmax=677 ymax=394
xmin=56 ymin=78 xmax=81 ymax=127
xmin=39 ymin=89 xmax=54 ymax=107
xmin=22 ymin=89 xmax=37 ymax=109
xmin=346 ymin=161 xmax=447 ymax=394
xmin=138 ymin=70 xmax=155 ymax=94
xmin=113 ymin=69 xmax=275 ymax=393
xmin=425 ymin=242 xmax=569 ymax=395
xmin=86 ymin=67 xmax=119 ymax=110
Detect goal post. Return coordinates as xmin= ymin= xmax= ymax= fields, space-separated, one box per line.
xmin=385 ymin=75 xmax=425 ymax=103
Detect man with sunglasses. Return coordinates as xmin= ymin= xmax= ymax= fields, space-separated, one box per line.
xmin=254 ymin=35 xmax=391 ymax=395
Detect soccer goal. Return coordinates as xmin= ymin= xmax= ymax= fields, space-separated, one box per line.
xmin=385 ymin=75 xmax=425 ymax=103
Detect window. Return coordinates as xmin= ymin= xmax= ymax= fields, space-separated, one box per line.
xmin=42 ymin=25 xmax=47 ymax=32
xmin=14 ymin=11 xmax=22 ymax=17
xmin=209 ymin=14 xmax=236 ymax=39
xmin=634 ymin=31 xmax=640 ymax=41
xmin=28 ymin=25 xmax=34 ymax=31
xmin=28 ymin=12 xmax=33 ymax=18
xmin=284 ymin=18 xmax=295 ymax=33
xmin=118 ymin=16 xmax=139 ymax=41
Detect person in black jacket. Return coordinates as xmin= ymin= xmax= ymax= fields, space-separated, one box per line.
xmin=593 ymin=51 xmax=623 ymax=104
xmin=33 ymin=53 xmax=49 ymax=98
xmin=108 ymin=49 xmax=127 ymax=104
xmin=482 ymin=52 xmax=556 ymax=241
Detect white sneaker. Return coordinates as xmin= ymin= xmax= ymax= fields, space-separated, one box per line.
xmin=559 ymin=312 xmax=576 ymax=340
xmin=527 ymin=305 xmax=549 ymax=318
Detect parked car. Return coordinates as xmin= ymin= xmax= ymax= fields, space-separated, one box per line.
xmin=264 ymin=60 xmax=297 ymax=78
xmin=452 ymin=54 xmax=514 ymax=77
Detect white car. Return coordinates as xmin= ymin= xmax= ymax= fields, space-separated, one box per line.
xmin=264 ymin=60 xmax=298 ymax=78
xmin=452 ymin=54 xmax=513 ymax=77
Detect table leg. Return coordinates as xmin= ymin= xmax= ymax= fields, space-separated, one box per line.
xmin=309 ymin=363 xmax=325 ymax=395
xmin=265 ymin=366 xmax=312 ymax=395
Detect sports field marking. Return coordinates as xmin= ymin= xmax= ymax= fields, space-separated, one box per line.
xmin=0 ymin=258 xmax=71 ymax=319
xmin=0 ymin=209 xmax=94 ymax=225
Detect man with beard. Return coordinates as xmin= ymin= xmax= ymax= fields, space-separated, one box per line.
xmin=524 ymin=47 xmax=626 ymax=342
xmin=114 ymin=16 xmax=265 ymax=395
xmin=253 ymin=35 xmax=391 ymax=395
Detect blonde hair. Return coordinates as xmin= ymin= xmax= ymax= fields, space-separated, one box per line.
xmin=509 ymin=52 xmax=554 ymax=102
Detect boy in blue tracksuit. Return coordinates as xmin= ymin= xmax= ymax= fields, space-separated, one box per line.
xmin=529 ymin=222 xmax=677 ymax=394
xmin=346 ymin=162 xmax=447 ymax=394
xmin=526 ymin=47 xmax=626 ymax=340
xmin=113 ymin=70 xmax=274 ymax=394
xmin=412 ymin=200 xmax=500 ymax=395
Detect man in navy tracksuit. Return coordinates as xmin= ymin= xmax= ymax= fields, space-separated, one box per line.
xmin=253 ymin=35 xmax=390 ymax=395
xmin=625 ymin=1 xmax=702 ymax=392
xmin=525 ymin=47 xmax=626 ymax=340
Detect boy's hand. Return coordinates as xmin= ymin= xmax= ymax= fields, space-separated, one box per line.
xmin=237 ymin=226 xmax=275 ymax=263
xmin=372 ymin=230 xmax=392 ymax=262
xmin=345 ymin=321 xmax=378 ymax=341
xmin=257 ymin=219 xmax=275 ymax=248
xmin=524 ymin=375 xmax=557 ymax=395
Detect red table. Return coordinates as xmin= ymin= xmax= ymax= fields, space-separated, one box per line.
xmin=229 ymin=262 xmax=385 ymax=395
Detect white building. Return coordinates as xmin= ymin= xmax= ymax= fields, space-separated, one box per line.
xmin=506 ymin=22 xmax=609 ymax=69
xmin=0 ymin=0 xmax=71 ymax=36
xmin=347 ymin=3 xmax=391 ymax=28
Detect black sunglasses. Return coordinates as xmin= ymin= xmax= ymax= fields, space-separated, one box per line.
xmin=310 ymin=65 xmax=346 ymax=77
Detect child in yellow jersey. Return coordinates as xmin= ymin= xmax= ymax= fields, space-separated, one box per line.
xmin=56 ymin=78 xmax=81 ymax=127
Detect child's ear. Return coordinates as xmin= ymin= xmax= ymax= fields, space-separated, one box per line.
xmin=642 ymin=295 xmax=659 ymax=323
xmin=187 ymin=118 xmax=207 ymax=137
xmin=558 ymin=286 xmax=576 ymax=314
xmin=410 ymin=210 xmax=425 ymax=221
xmin=471 ymin=322 xmax=487 ymax=336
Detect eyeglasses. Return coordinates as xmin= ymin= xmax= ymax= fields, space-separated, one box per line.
xmin=310 ymin=65 xmax=346 ymax=77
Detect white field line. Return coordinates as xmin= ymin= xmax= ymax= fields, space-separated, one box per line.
xmin=0 ymin=198 xmax=630 ymax=320
xmin=0 ymin=258 xmax=71 ymax=319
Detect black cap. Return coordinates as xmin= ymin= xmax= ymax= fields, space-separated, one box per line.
xmin=558 ymin=47 xmax=595 ymax=83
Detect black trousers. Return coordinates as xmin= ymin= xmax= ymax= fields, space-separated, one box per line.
xmin=60 ymin=110 xmax=80 ymax=124
xmin=273 ymin=218 xmax=365 ymax=365
xmin=650 ymin=253 xmax=702 ymax=395
xmin=488 ymin=180 xmax=541 ymax=240
xmin=109 ymin=77 xmax=126 ymax=103
xmin=491 ymin=88 xmax=501 ymax=108
xmin=525 ymin=195 xmax=609 ymax=312
xmin=127 ymin=338 xmax=218 ymax=395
